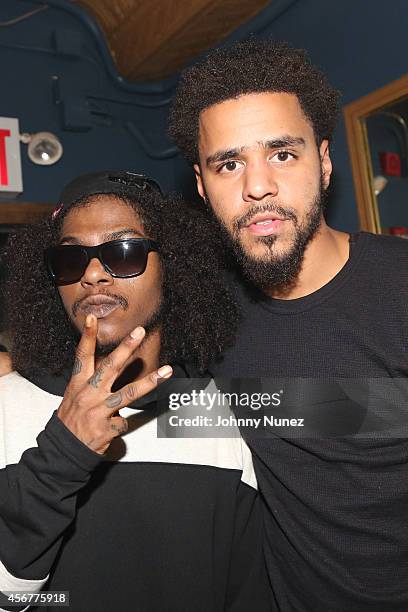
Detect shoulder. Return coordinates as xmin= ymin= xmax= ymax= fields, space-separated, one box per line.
xmin=0 ymin=370 xmax=59 ymax=397
xmin=0 ymin=371 xmax=61 ymax=423
xmin=0 ymin=370 xmax=31 ymax=391
xmin=0 ymin=372 xmax=61 ymax=466
xmin=359 ymin=231 xmax=408 ymax=260
xmin=353 ymin=232 xmax=408 ymax=287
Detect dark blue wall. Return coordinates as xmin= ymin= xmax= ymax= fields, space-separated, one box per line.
xmin=0 ymin=0 xmax=178 ymax=203
xmin=0 ymin=0 xmax=407 ymax=231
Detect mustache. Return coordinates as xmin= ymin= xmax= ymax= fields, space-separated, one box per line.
xmin=72 ymin=292 xmax=129 ymax=317
xmin=234 ymin=203 xmax=298 ymax=231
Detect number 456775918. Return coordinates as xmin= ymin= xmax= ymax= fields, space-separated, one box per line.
xmin=3 ymin=591 xmax=69 ymax=607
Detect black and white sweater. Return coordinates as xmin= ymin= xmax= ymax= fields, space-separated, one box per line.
xmin=0 ymin=368 xmax=271 ymax=612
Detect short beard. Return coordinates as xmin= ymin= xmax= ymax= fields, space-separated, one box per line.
xmin=95 ymin=303 xmax=165 ymax=357
xmin=205 ymin=178 xmax=327 ymax=292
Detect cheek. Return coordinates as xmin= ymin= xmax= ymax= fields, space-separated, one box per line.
xmin=214 ymin=206 xmax=234 ymax=229
xmin=128 ymin=280 xmax=162 ymax=310
xmin=279 ymin=165 xmax=320 ymax=203
xmin=58 ymin=287 xmax=76 ymax=317
xmin=126 ymin=260 xmax=163 ymax=310
xmin=301 ymin=173 xmax=322 ymax=204
xmin=205 ymin=184 xmax=239 ymax=227
xmin=302 ymin=157 xmax=323 ymax=189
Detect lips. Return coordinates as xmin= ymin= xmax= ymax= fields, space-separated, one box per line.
xmin=78 ymin=294 xmax=122 ymax=319
xmin=245 ymin=213 xmax=286 ymax=237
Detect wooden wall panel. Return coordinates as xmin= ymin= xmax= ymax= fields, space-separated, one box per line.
xmin=0 ymin=203 xmax=54 ymax=224
xmin=79 ymin=0 xmax=271 ymax=80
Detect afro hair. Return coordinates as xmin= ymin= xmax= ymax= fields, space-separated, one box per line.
xmin=168 ymin=39 xmax=341 ymax=164
xmin=2 ymin=191 xmax=238 ymax=376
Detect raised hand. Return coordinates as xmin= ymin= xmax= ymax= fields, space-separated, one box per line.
xmin=57 ymin=314 xmax=172 ymax=454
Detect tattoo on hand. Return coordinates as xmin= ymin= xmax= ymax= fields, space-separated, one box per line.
xmin=125 ymin=384 xmax=136 ymax=402
xmin=72 ymin=357 xmax=82 ymax=375
xmin=111 ymin=422 xmax=127 ymax=435
xmin=106 ymin=392 xmax=122 ymax=409
xmin=88 ymin=368 xmax=103 ymax=388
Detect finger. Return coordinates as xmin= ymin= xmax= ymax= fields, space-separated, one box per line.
xmin=104 ymin=365 xmax=173 ymax=415
xmin=87 ymin=326 xmax=146 ymax=391
xmin=69 ymin=314 xmax=97 ymax=387
xmin=109 ymin=415 xmax=129 ymax=438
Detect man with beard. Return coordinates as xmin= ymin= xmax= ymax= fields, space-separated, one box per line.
xmin=168 ymin=40 xmax=408 ymax=611
xmin=0 ymin=171 xmax=270 ymax=612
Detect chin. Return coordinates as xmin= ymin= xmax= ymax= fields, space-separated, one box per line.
xmin=248 ymin=234 xmax=294 ymax=258
xmin=95 ymin=326 xmax=126 ymax=353
xmin=241 ymin=242 xmax=278 ymax=262
xmin=95 ymin=338 xmax=123 ymax=357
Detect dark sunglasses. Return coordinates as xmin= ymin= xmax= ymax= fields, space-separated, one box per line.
xmin=45 ymin=238 xmax=159 ymax=286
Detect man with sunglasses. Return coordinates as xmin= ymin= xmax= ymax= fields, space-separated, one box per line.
xmin=0 ymin=171 xmax=270 ymax=612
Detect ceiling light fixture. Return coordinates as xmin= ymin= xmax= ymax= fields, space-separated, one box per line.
xmin=20 ymin=132 xmax=63 ymax=166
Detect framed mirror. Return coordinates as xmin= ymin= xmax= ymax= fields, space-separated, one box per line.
xmin=344 ymin=74 xmax=408 ymax=235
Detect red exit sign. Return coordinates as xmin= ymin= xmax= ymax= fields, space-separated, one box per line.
xmin=0 ymin=117 xmax=23 ymax=198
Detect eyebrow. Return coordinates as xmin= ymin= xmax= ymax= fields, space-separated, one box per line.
xmin=59 ymin=228 xmax=145 ymax=245
xmin=206 ymin=136 xmax=306 ymax=166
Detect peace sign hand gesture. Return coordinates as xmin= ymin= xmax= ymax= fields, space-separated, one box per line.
xmin=57 ymin=314 xmax=172 ymax=454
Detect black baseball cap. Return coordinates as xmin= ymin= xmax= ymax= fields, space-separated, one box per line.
xmin=52 ymin=171 xmax=163 ymax=220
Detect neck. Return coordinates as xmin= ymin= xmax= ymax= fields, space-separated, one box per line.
xmin=97 ymin=327 xmax=161 ymax=390
xmin=266 ymin=220 xmax=350 ymax=300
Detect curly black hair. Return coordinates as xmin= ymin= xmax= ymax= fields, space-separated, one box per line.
xmin=1 ymin=190 xmax=238 ymax=375
xmin=168 ymin=39 xmax=341 ymax=164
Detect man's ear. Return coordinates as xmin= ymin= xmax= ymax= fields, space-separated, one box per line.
xmin=193 ymin=163 xmax=206 ymax=200
xmin=319 ymin=140 xmax=332 ymax=189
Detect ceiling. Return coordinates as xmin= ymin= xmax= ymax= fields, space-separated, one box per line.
xmin=78 ymin=0 xmax=270 ymax=81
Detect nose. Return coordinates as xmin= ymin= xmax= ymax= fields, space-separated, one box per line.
xmin=80 ymin=257 xmax=114 ymax=287
xmin=242 ymin=162 xmax=279 ymax=202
